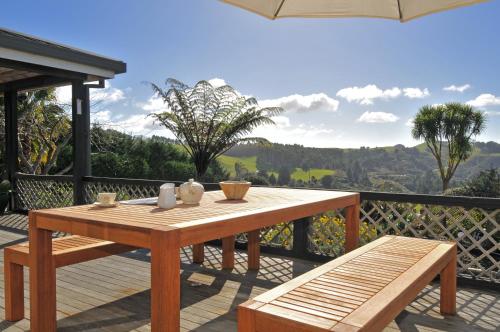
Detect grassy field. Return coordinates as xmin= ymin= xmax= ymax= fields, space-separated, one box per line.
xmin=218 ymin=155 xmax=258 ymax=176
xmin=219 ymin=155 xmax=334 ymax=180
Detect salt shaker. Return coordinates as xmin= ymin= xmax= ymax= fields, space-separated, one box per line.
xmin=158 ymin=183 xmax=177 ymax=209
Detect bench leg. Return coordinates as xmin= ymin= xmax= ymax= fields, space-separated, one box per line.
xmin=440 ymin=250 xmax=457 ymax=315
xmin=4 ymin=252 xmax=24 ymax=321
xmin=222 ymin=235 xmax=235 ymax=269
xmin=192 ymin=243 xmax=204 ymax=264
xmin=238 ymin=302 xmax=258 ymax=332
xmin=248 ymin=230 xmax=260 ymax=270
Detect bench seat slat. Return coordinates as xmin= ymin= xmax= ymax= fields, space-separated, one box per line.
xmin=238 ymin=235 xmax=457 ymax=332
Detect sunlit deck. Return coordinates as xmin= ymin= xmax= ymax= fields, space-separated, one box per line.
xmin=0 ymin=214 xmax=498 ymax=332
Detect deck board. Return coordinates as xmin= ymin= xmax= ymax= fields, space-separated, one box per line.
xmin=0 ymin=213 xmax=498 ymax=331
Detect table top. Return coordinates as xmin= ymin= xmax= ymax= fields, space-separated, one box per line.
xmin=33 ymin=187 xmax=358 ymax=247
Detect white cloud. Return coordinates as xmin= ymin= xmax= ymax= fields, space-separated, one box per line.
xmin=485 ymin=111 xmax=500 ymax=116
xmin=443 ymin=84 xmax=471 ymax=93
xmin=252 ymin=122 xmax=338 ymax=148
xmin=336 ymin=85 xmax=431 ymax=105
xmin=357 ymin=111 xmax=399 ymax=123
xmin=271 ymin=115 xmax=291 ymax=128
xmin=140 ymin=95 xmax=168 ymax=113
xmin=403 ymin=88 xmax=430 ymax=99
xmin=336 ymin=85 xmax=401 ymax=105
xmin=466 ymin=94 xmax=500 ymax=108
xmin=100 ymin=113 xmax=174 ymax=137
xmin=208 ymin=78 xmax=227 ymax=88
xmin=261 ymin=93 xmax=339 ymax=112
xmin=55 ymin=81 xmax=125 ymax=106
xmin=405 ymin=117 xmax=414 ymax=127
xmin=91 ymin=110 xmax=112 ymax=123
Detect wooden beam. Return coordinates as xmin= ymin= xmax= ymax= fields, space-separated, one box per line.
xmin=0 ymin=58 xmax=88 ymax=81
xmin=72 ymin=80 xmax=91 ymax=205
xmin=0 ymin=75 xmax=71 ymax=93
xmin=4 ymin=90 xmax=17 ymax=187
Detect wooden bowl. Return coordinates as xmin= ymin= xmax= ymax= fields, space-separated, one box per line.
xmin=219 ymin=181 xmax=251 ymax=200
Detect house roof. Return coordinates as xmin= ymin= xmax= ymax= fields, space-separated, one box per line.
xmin=0 ymin=27 xmax=126 ymax=91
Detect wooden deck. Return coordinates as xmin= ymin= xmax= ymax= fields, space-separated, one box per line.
xmin=0 ymin=213 xmax=498 ymax=332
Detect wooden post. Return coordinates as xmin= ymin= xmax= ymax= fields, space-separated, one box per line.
xmin=4 ymin=253 xmax=24 ymax=321
xmin=4 ymin=90 xmax=18 ymax=209
xmin=192 ymin=243 xmax=204 ymax=263
xmin=345 ymin=196 xmax=360 ymax=253
xmin=292 ymin=217 xmax=310 ymax=259
xmin=222 ymin=235 xmax=235 ymax=269
xmin=72 ymin=80 xmax=91 ymax=205
xmin=151 ymin=228 xmax=181 ymax=331
xmin=440 ymin=245 xmax=457 ymax=315
xmin=248 ymin=230 xmax=260 ymax=270
xmin=29 ymin=213 xmax=56 ymax=331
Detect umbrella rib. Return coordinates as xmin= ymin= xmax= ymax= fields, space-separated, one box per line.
xmin=396 ymin=0 xmax=403 ymax=20
xmin=274 ymin=0 xmax=286 ymax=18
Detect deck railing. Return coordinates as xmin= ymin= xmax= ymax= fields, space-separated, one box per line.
xmin=12 ymin=173 xmax=500 ymax=284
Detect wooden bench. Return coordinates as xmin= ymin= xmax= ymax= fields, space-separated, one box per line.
xmin=238 ymin=235 xmax=457 ymax=332
xmin=4 ymin=235 xmax=137 ymax=321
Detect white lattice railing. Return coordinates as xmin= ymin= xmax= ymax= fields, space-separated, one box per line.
xmin=15 ymin=174 xmax=73 ymax=210
xmin=12 ymin=174 xmax=500 ymax=284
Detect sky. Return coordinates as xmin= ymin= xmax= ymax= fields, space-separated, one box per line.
xmin=2 ymin=0 xmax=500 ymax=148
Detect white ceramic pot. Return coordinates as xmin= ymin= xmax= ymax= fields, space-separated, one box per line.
xmin=179 ymin=179 xmax=204 ymax=204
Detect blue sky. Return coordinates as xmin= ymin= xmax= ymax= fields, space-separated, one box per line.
xmin=3 ymin=0 xmax=500 ymax=148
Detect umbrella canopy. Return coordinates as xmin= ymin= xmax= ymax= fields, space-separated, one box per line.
xmin=221 ymin=0 xmax=488 ymax=22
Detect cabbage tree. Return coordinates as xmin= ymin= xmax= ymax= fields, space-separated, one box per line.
xmin=412 ymin=103 xmax=485 ymax=192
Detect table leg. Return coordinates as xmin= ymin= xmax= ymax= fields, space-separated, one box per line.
xmin=29 ymin=214 xmax=56 ymax=332
xmin=151 ymin=229 xmax=180 ymax=332
xmin=440 ymin=246 xmax=457 ymax=315
xmin=222 ymin=235 xmax=235 ymax=269
xmin=247 ymin=230 xmax=260 ymax=270
xmin=192 ymin=243 xmax=204 ymax=263
xmin=345 ymin=201 xmax=360 ymax=253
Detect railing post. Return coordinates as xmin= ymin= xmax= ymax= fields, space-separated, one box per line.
xmin=292 ymin=217 xmax=311 ymax=259
xmin=4 ymin=90 xmax=18 ymax=211
xmin=72 ymin=81 xmax=91 ymax=205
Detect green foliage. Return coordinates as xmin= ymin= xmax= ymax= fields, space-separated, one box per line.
xmin=446 ymin=168 xmax=500 ymax=197
xmin=0 ymin=89 xmax=72 ymax=175
xmin=148 ymin=78 xmax=282 ymax=178
xmin=0 ymin=180 xmax=10 ymax=193
xmin=321 ymin=174 xmax=333 ymax=188
xmin=277 ymin=166 xmax=291 ymax=186
xmin=90 ymin=128 xmax=228 ymax=182
xmin=412 ymin=103 xmax=486 ymax=192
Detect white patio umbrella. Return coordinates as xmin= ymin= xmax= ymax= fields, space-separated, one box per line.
xmin=221 ymin=0 xmax=488 ymax=22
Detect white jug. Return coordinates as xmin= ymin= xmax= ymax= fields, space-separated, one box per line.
xmin=158 ymin=183 xmax=177 ymax=209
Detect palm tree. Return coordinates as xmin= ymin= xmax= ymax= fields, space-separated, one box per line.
xmin=149 ymin=79 xmax=282 ymax=179
xmin=412 ymin=102 xmax=485 ymax=192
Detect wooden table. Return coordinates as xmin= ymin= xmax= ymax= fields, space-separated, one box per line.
xmin=28 ymin=187 xmax=360 ymax=331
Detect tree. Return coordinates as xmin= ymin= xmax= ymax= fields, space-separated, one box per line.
xmin=16 ymin=89 xmax=72 ymax=174
xmin=321 ymin=174 xmax=333 ymax=188
xmin=277 ymin=166 xmax=291 ymax=186
xmin=301 ymin=161 xmax=311 ymax=184
xmin=268 ymin=173 xmax=277 ymax=185
xmin=412 ymin=103 xmax=485 ymax=192
xmin=447 ymin=169 xmax=500 ymax=198
xmin=149 ymin=79 xmax=282 ymax=179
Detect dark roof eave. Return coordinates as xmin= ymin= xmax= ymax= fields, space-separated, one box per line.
xmin=0 ymin=28 xmax=126 ymax=75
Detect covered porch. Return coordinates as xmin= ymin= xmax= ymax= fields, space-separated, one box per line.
xmin=0 ymin=27 xmax=126 ymax=205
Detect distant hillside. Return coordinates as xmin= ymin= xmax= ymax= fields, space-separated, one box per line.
xmin=222 ymin=141 xmax=500 ymax=194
